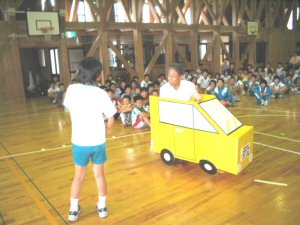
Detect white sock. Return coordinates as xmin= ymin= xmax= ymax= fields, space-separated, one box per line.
xmin=70 ymin=198 xmax=79 ymax=211
xmin=98 ymin=196 xmax=106 ymax=208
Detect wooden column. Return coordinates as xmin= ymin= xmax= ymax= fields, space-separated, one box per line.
xmin=99 ymin=1 xmax=110 ymax=83
xmin=232 ymin=0 xmax=240 ymax=68
xmin=132 ymin=0 xmax=145 ymax=80
xmin=248 ymin=0 xmax=257 ymax=67
xmin=212 ymin=31 xmax=221 ymax=74
xmin=5 ymin=1 xmax=25 ymax=102
xmin=164 ymin=29 xmax=174 ymax=75
xmin=133 ymin=29 xmax=145 ymax=80
xmin=58 ymin=0 xmax=70 ymax=85
xmin=191 ymin=30 xmax=199 ymax=72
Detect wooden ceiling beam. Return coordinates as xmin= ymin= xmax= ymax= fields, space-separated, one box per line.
xmin=108 ymin=41 xmax=137 ymax=78
xmin=144 ymin=33 xmax=168 ymax=74
xmin=148 ymin=0 xmax=161 ymax=23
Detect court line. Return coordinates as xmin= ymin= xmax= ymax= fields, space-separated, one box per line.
xmin=253 ymin=131 xmax=300 ymax=143
xmin=239 ymin=115 xmax=300 ymax=119
xmin=0 ymin=211 xmax=6 ymax=225
xmin=0 ymin=131 xmax=151 ymax=160
xmin=254 ymin=179 xmax=288 ymax=187
xmin=235 ymin=107 xmax=300 ymax=115
xmin=0 ymin=142 xmax=68 ymax=225
xmin=253 ymin=142 xmax=300 ymax=155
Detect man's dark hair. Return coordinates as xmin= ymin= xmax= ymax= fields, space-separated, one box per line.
xmin=77 ymin=57 xmax=102 ymax=85
xmin=273 ymin=76 xmax=280 ymax=81
xmin=217 ymin=78 xmax=224 ymax=83
xmin=168 ymin=63 xmax=184 ymax=76
xmin=134 ymin=94 xmax=144 ymax=103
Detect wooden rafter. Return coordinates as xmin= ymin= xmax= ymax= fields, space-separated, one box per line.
xmin=152 ymin=0 xmax=167 ymax=18
xmin=173 ymin=40 xmax=190 ymax=67
xmin=203 ymin=0 xmax=216 ymax=22
xmin=144 ymin=33 xmax=168 ymax=74
xmin=69 ymin=0 xmax=80 ymax=22
xmin=108 ymin=42 xmax=137 ymax=78
xmin=85 ymin=0 xmax=100 ymax=18
xmin=86 ymin=34 xmax=101 ymax=57
xmin=176 ymin=6 xmax=187 ymax=24
xmin=283 ymin=0 xmax=296 ymax=27
xmin=270 ymin=0 xmax=282 ymax=28
xmin=199 ymin=5 xmax=210 ymax=25
xmin=119 ymin=0 xmax=132 ymax=22
xmin=256 ymin=0 xmax=266 ymax=20
xmin=219 ymin=36 xmax=231 ymax=60
xmin=148 ymin=0 xmax=161 ymax=23
xmin=218 ymin=0 xmax=230 ymax=26
xmin=15 ymin=0 xmax=25 ymax=10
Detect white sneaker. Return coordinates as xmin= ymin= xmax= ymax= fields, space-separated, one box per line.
xmin=260 ymin=100 xmax=265 ymax=105
xmin=97 ymin=206 xmax=108 ymax=218
xmin=264 ymin=100 xmax=269 ymax=106
xmin=279 ymin=94 xmax=283 ymax=98
xmin=271 ymin=94 xmax=275 ymax=98
xmin=68 ymin=205 xmax=81 ymax=222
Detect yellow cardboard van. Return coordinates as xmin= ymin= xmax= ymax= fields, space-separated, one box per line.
xmin=150 ymin=95 xmax=253 ymax=175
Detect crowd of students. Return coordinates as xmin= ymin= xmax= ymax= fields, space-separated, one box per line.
xmin=48 ymin=56 xmax=300 ymax=127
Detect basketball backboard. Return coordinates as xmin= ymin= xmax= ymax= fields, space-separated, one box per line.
xmin=26 ymin=11 xmax=60 ymax=36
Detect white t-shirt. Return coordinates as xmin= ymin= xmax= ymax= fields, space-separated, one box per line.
xmin=48 ymin=86 xmax=59 ymax=94
xmin=63 ymin=84 xmax=117 ymax=146
xmin=160 ymin=80 xmax=200 ymax=101
xmin=270 ymin=82 xmax=286 ymax=91
xmin=197 ymin=76 xmax=211 ymax=89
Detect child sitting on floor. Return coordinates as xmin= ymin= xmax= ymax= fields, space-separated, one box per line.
xmin=214 ymin=78 xmax=234 ymax=107
xmin=131 ymin=95 xmax=151 ymax=129
xmin=118 ymin=95 xmax=133 ymax=126
xmin=254 ymin=80 xmax=272 ymax=106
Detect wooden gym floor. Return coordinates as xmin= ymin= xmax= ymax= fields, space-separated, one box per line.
xmin=0 ymin=94 xmax=299 ymax=225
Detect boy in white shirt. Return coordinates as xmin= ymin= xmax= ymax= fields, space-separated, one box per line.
xmin=270 ymin=76 xmax=287 ymax=98
xmin=64 ymin=58 xmax=116 ymax=221
xmin=197 ymin=69 xmax=211 ymax=92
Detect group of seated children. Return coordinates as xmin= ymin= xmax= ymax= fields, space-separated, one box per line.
xmin=47 ymin=75 xmax=66 ymax=106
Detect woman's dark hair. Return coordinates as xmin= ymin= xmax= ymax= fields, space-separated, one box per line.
xmin=77 ymin=57 xmax=102 ymax=85
xmin=168 ymin=63 xmax=184 ymax=76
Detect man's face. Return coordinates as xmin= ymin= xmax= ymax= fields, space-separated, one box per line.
xmin=167 ymin=69 xmax=181 ymax=88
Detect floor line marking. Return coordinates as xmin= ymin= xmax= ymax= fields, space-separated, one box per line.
xmin=0 ymin=131 xmax=151 ymax=159
xmin=254 ymin=131 xmax=300 ymax=143
xmin=254 ymin=179 xmax=288 ymax=187
xmin=0 ymin=142 xmax=68 ymax=225
xmin=239 ymin=115 xmax=300 ymax=118
xmin=254 ymin=142 xmax=300 ymax=155
xmin=0 ymin=212 xmax=6 ymax=225
xmin=3 ymin=158 xmax=60 ymax=225
xmin=235 ymin=107 xmax=300 ymax=114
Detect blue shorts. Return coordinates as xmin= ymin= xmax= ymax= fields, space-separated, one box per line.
xmin=72 ymin=143 xmax=107 ymax=166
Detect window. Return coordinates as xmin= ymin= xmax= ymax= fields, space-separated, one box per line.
xmin=50 ymin=49 xmax=60 ymax=75
xmin=200 ymin=99 xmax=242 ymax=135
xmin=142 ymin=3 xmax=150 ymax=23
xmin=114 ymin=1 xmax=126 ymax=22
xmin=287 ymin=7 xmax=300 ymax=30
xmin=41 ymin=0 xmax=55 ymax=11
xmin=159 ymin=101 xmax=193 ymax=128
xmin=193 ymin=108 xmax=217 ymax=133
xmin=77 ymin=0 xmax=94 ymax=22
xmin=199 ymin=40 xmax=207 ymax=60
xmin=159 ymin=101 xmax=217 ymax=133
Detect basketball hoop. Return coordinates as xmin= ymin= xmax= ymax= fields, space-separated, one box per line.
xmin=40 ymin=27 xmax=54 ymax=41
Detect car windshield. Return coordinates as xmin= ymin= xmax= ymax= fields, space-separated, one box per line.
xmin=200 ymin=99 xmax=242 ymax=134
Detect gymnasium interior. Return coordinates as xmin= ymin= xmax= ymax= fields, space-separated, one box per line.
xmin=0 ymin=0 xmax=299 ymax=224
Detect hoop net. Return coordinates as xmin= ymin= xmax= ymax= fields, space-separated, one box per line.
xmin=40 ymin=27 xmax=54 ymax=41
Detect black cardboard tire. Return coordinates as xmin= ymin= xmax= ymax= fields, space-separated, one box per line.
xmin=160 ymin=149 xmax=175 ymax=165
xmin=200 ymin=160 xmax=217 ymax=175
